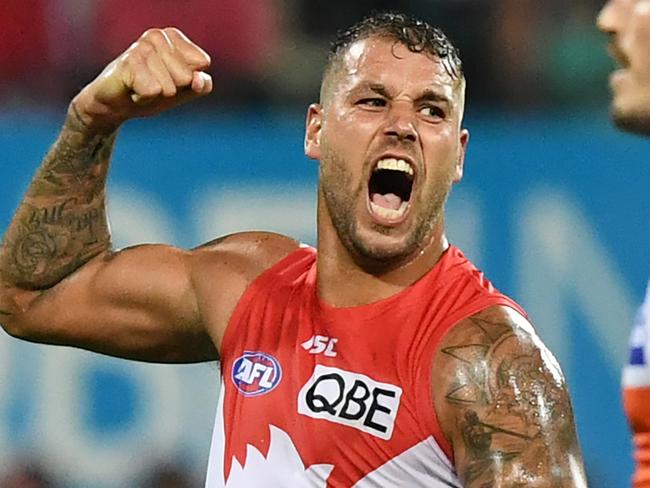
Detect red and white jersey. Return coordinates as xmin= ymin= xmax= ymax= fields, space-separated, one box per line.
xmin=205 ymin=245 xmax=525 ymax=487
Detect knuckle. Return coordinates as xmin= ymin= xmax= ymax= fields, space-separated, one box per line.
xmin=140 ymin=28 xmax=164 ymax=40
xmin=140 ymin=29 xmax=168 ymax=49
xmin=132 ymin=40 xmax=155 ymax=58
xmin=140 ymin=82 xmax=161 ymax=97
xmin=119 ymin=51 xmax=137 ymax=69
xmin=164 ymin=27 xmax=188 ymax=41
xmin=163 ymin=26 xmax=180 ymax=36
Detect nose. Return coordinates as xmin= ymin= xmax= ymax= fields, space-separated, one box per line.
xmin=383 ymin=103 xmax=418 ymax=143
xmin=597 ymin=1 xmax=618 ymax=34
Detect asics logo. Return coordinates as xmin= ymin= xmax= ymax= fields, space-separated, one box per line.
xmin=301 ymin=335 xmax=338 ymax=357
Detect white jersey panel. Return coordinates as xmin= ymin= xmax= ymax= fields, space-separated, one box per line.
xmin=205 ymin=382 xmax=461 ymax=488
xmin=205 ymin=378 xmax=227 ymax=488
xmin=623 ymin=278 xmax=650 ymax=388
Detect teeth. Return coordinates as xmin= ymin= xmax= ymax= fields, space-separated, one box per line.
xmin=370 ymin=200 xmax=409 ymax=220
xmin=376 ymin=158 xmax=413 ymax=175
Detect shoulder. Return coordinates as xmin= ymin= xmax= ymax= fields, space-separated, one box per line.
xmin=431 ymin=305 xmax=585 ymax=486
xmin=189 ymin=230 xmax=302 ymax=292
xmin=192 ymin=231 xmax=301 ymax=271
xmin=431 ymin=304 xmax=562 ymax=435
xmin=186 ymin=231 xmax=301 ymax=349
xmin=436 ymin=305 xmax=542 ymax=358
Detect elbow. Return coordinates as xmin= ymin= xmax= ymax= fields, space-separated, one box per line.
xmin=1 ymin=318 xmax=22 ymax=339
xmin=0 ymin=297 xmax=18 ymax=337
xmin=0 ymin=313 xmax=44 ymax=343
xmin=0 ymin=288 xmax=32 ymax=340
xmin=0 ymin=313 xmax=27 ymax=339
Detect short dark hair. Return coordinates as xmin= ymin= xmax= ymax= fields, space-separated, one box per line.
xmin=325 ymin=11 xmax=463 ymax=81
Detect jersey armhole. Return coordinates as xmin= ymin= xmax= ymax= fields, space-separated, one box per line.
xmin=417 ymin=296 xmax=527 ymax=465
xmin=219 ymin=246 xmax=316 ymax=361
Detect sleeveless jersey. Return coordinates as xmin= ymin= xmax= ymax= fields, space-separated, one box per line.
xmin=622 ymin=278 xmax=650 ymax=487
xmin=205 ymin=245 xmax=526 ymax=487
xmin=624 ymin=278 xmax=650 ymax=389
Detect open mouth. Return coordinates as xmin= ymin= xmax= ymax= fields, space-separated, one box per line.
xmin=368 ymin=158 xmax=415 ymax=222
xmin=608 ymin=43 xmax=630 ymax=69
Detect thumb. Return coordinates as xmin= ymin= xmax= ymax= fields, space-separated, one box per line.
xmin=191 ymin=71 xmax=213 ymax=96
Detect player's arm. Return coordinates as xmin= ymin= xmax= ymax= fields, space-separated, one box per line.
xmin=0 ymin=28 xmax=228 ymax=363
xmin=0 ymin=231 xmax=297 ymax=363
xmin=431 ymin=305 xmax=588 ymax=487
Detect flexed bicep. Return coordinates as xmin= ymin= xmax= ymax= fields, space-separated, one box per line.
xmin=2 ymin=243 xmax=216 ymax=363
xmin=0 ymin=232 xmax=299 ymax=364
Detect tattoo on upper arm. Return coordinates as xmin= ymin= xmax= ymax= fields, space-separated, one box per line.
xmin=0 ymin=110 xmax=116 ymax=289
xmin=442 ymin=316 xmax=581 ymax=485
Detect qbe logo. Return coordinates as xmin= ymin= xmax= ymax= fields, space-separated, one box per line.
xmin=231 ymin=351 xmax=282 ymax=397
xmin=297 ymin=365 xmax=402 ymax=440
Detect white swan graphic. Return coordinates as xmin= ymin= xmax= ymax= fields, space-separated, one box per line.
xmin=225 ymin=425 xmax=334 ymax=487
xmin=218 ymin=424 xmax=460 ymax=487
xmin=205 ymin=381 xmax=461 ymax=487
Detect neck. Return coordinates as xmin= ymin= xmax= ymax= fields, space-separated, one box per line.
xmin=316 ymin=205 xmax=449 ymax=308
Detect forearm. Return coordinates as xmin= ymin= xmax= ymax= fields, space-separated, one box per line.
xmin=0 ymin=103 xmax=117 ymax=290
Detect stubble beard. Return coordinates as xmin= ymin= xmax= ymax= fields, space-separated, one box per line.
xmin=320 ymin=153 xmax=452 ymax=271
xmin=612 ymin=107 xmax=650 ymax=136
xmin=611 ymin=86 xmax=650 ymax=136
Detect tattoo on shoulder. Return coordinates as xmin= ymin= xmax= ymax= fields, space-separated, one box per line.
xmin=442 ymin=315 xmax=581 ymax=485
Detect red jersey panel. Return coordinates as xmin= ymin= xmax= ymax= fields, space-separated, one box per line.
xmin=205 ymin=245 xmax=526 ymax=487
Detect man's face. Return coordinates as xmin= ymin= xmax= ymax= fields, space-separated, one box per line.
xmin=304 ymin=36 xmax=468 ymax=266
xmin=598 ymin=0 xmax=650 ymax=134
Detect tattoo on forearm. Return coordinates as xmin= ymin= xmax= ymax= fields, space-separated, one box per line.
xmin=0 ymin=111 xmax=116 ymax=289
xmin=442 ymin=316 xmax=579 ymax=485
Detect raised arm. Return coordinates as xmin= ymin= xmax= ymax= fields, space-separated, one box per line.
xmin=0 ymin=28 xmax=289 ymax=363
xmin=432 ymin=305 xmax=588 ymax=487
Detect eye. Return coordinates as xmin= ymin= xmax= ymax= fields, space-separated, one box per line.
xmin=419 ymin=105 xmax=446 ymax=120
xmin=357 ymin=97 xmax=387 ymax=108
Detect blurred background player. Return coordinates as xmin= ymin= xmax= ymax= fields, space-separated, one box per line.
xmin=0 ymin=461 xmax=57 ymax=488
xmin=598 ymin=1 xmax=650 ymax=486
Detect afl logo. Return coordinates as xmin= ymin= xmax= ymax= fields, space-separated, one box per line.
xmin=231 ymin=351 xmax=283 ymax=397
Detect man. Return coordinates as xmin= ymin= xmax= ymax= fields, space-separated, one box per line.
xmin=0 ymin=12 xmax=586 ymax=487
xmin=599 ymin=1 xmax=650 ymax=486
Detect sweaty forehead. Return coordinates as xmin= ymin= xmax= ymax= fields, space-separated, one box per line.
xmin=324 ymin=37 xmax=461 ymax=102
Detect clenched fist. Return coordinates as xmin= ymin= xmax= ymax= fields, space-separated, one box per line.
xmin=71 ymin=28 xmax=213 ymax=132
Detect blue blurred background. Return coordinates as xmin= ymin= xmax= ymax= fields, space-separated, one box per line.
xmin=1 ymin=0 xmax=648 ymax=487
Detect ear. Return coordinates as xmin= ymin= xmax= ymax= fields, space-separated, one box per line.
xmin=304 ymin=103 xmax=323 ymax=161
xmin=453 ymin=129 xmax=469 ymax=183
